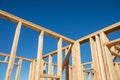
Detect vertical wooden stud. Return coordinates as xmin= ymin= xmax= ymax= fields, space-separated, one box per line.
xmin=57 ymin=38 xmax=62 ymax=80
xmin=35 ymin=31 xmax=44 ymax=80
xmin=28 ymin=62 xmax=33 ymax=80
xmin=48 ymin=55 xmax=52 ymax=80
xmin=100 ymin=32 xmax=118 ymax=80
xmin=95 ymin=35 xmax=106 ymax=80
xmin=90 ymin=37 xmax=101 ymax=80
xmin=65 ymin=48 xmax=70 ymax=80
xmin=69 ymin=67 xmax=72 ymax=80
xmin=31 ymin=60 xmax=37 ymax=80
xmin=81 ymin=66 xmax=86 ymax=80
xmin=51 ymin=65 xmax=54 ymax=75
xmin=15 ymin=59 xmax=22 ymax=80
xmin=72 ymin=41 xmax=81 ymax=80
xmin=5 ymin=21 xmax=22 ymax=80
xmin=99 ymin=34 xmax=110 ymax=80
xmin=115 ymin=63 xmax=120 ymax=80
xmin=43 ymin=62 xmax=46 ymax=74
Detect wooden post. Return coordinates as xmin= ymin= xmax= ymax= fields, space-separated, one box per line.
xmin=5 ymin=21 xmax=22 ymax=80
xmin=28 ymin=62 xmax=33 ymax=80
xmin=100 ymin=32 xmax=118 ymax=80
xmin=72 ymin=41 xmax=82 ymax=80
xmin=51 ymin=65 xmax=54 ymax=75
xmin=65 ymin=48 xmax=70 ymax=80
xmin=35 ymin=31 xmax=44 ymax=80
xmin=90 ymin=37 xmax=101 ymax=80
xmin=115 ymin=63 xmax=120 ymax=80
xmin=57 ymin=38 xmax=62 ymax=80
xmin=81 ymin=65 xmax=86 ymax=80
xmin=15 ymin=59 xmax=22 ymax=80
xmin=95 ymin=35 xmax=106 ymax=80
xmin=31 ymin=60 xmax=37 ymax=80
xmin=69 ymin=67 xmax=72 ymax=80
xmin=48 ymin=55 xmax=52 ymax=80
xmin=71 ymin=67 xmax=73 ymax=80
xmin=41 ymin=59 xmax=46 ymax=80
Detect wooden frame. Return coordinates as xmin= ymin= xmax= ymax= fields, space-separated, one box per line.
xmin=0 ymin=10 xmax=120 ymax=80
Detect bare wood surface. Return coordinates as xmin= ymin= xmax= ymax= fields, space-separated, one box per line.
xmin=40 ymin=74 xmax=60 ymax=79
xmin=77 ymin=22 xmax=120 ymax=44
xmin=90 ymin=37 xmax=101 ymax=80
xmin=48 ymin=55 xmax=52 ymax=80
xmin=0 ymin=10 xmax=75 ymax=43
xmin=57 ymin=38 xmax=62 ymax=80
xmin=15 ymin=59 xmax=22 ymax=80
xmin=100 ymin=32 xmax=118 ymax=80
xmin=72 ymin=41 xmax=82 ymax=80
xmin=35 ymin=31 xmax=44 ymax=80
xmin=5 ymin=21 xmax=22 ymax=80
xmin=0 ymin=52 xmax=33 ymax=61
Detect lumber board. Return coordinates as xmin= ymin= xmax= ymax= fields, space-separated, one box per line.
xmin=90 ymin=37 xmax=101 ymax=80
xmin=72 ymin=41 xmax=82 ymax=80
xmin=0 ymin=52 xmax=33 ymax=61
xmin=40 ymin=74 xmax=60 ymax=79
xmin=77 ymin=22 xmax=120 ymax=44
xmin=5 ymin=21 xmax=22 ymax=80
xmin=15 ymin=59 xmax=22 ymax=80
xmin=35 ymin=31 xmax=44 ymax=80
xmin=100 ymin=32 xmax=118 ymax=80
xmin=83 ymin=68 xmax=93 ymax=72
xmin=95 ymin=35 xmax=106 ymax=80
xmin=106 ymin=38 xmax=120 ymax=47
xmin=0 ymin=60 xmax=18 ymax=65
xmin=57 ymin=38 xmax=62 ymax=80
xmin=115 ymin=63 xmax=120 ymax=80
xmin=48 ymin=55 xmax=52 ymax=80
xmin=0 ymin=10 xmax=75 ymax=43
xmin=62 ymin=44 xmax=72 ymax=70
xmin=82 ymin=62 xmax=92 ymax=66
xmin=42 ymin=45 xmax=70 ymax=58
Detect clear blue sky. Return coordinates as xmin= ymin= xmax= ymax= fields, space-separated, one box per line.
xmin=0 ymin=0 xmax=120 ymax=80
xmin=0 ymin=0 xmax=120 ymax=39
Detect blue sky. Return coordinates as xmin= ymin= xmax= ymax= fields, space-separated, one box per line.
xmin=0 ymin=0 xmax=120 ymax=39
xmin=0 ymin=0 xmax=120 ymax=80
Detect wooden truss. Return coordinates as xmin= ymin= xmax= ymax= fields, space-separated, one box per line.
xmin=0 ymin=10 xmax=120 ymax=80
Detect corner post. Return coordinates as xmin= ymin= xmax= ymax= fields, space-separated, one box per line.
xmin=72 ymin=41 xmax=82 ymax=80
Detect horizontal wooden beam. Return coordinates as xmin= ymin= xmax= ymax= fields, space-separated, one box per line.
xmin=0 ymin=10 xmax=75 ymax=43
xmin=40 ymin=74 xmax=60 ymax=79
xmin=44 ymin=62 xmax=57 ymax=66
xmin=110 ymin=49 xmax=120 ymax=58
xmin=114 ymin=62 xmax=120 ymax=65
xmin=82 ymin=62 xmax=92 ymax=66
xmin=77 ymin=22 xmax=120 ymax=44
xmin=106 ymin=38 xmax=120 ymax=47
xmin=83 ymin=68 xmax=93 ymax=72
xmin=0 ymin=52 xmax=33 ymax=61
xmin=42 ymin=45 xmax=70 ymax=58
xmin=115 ymin=45 xmax=120 ymax=51
xmin=0 ymin=60 xmax=18 ymax=66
